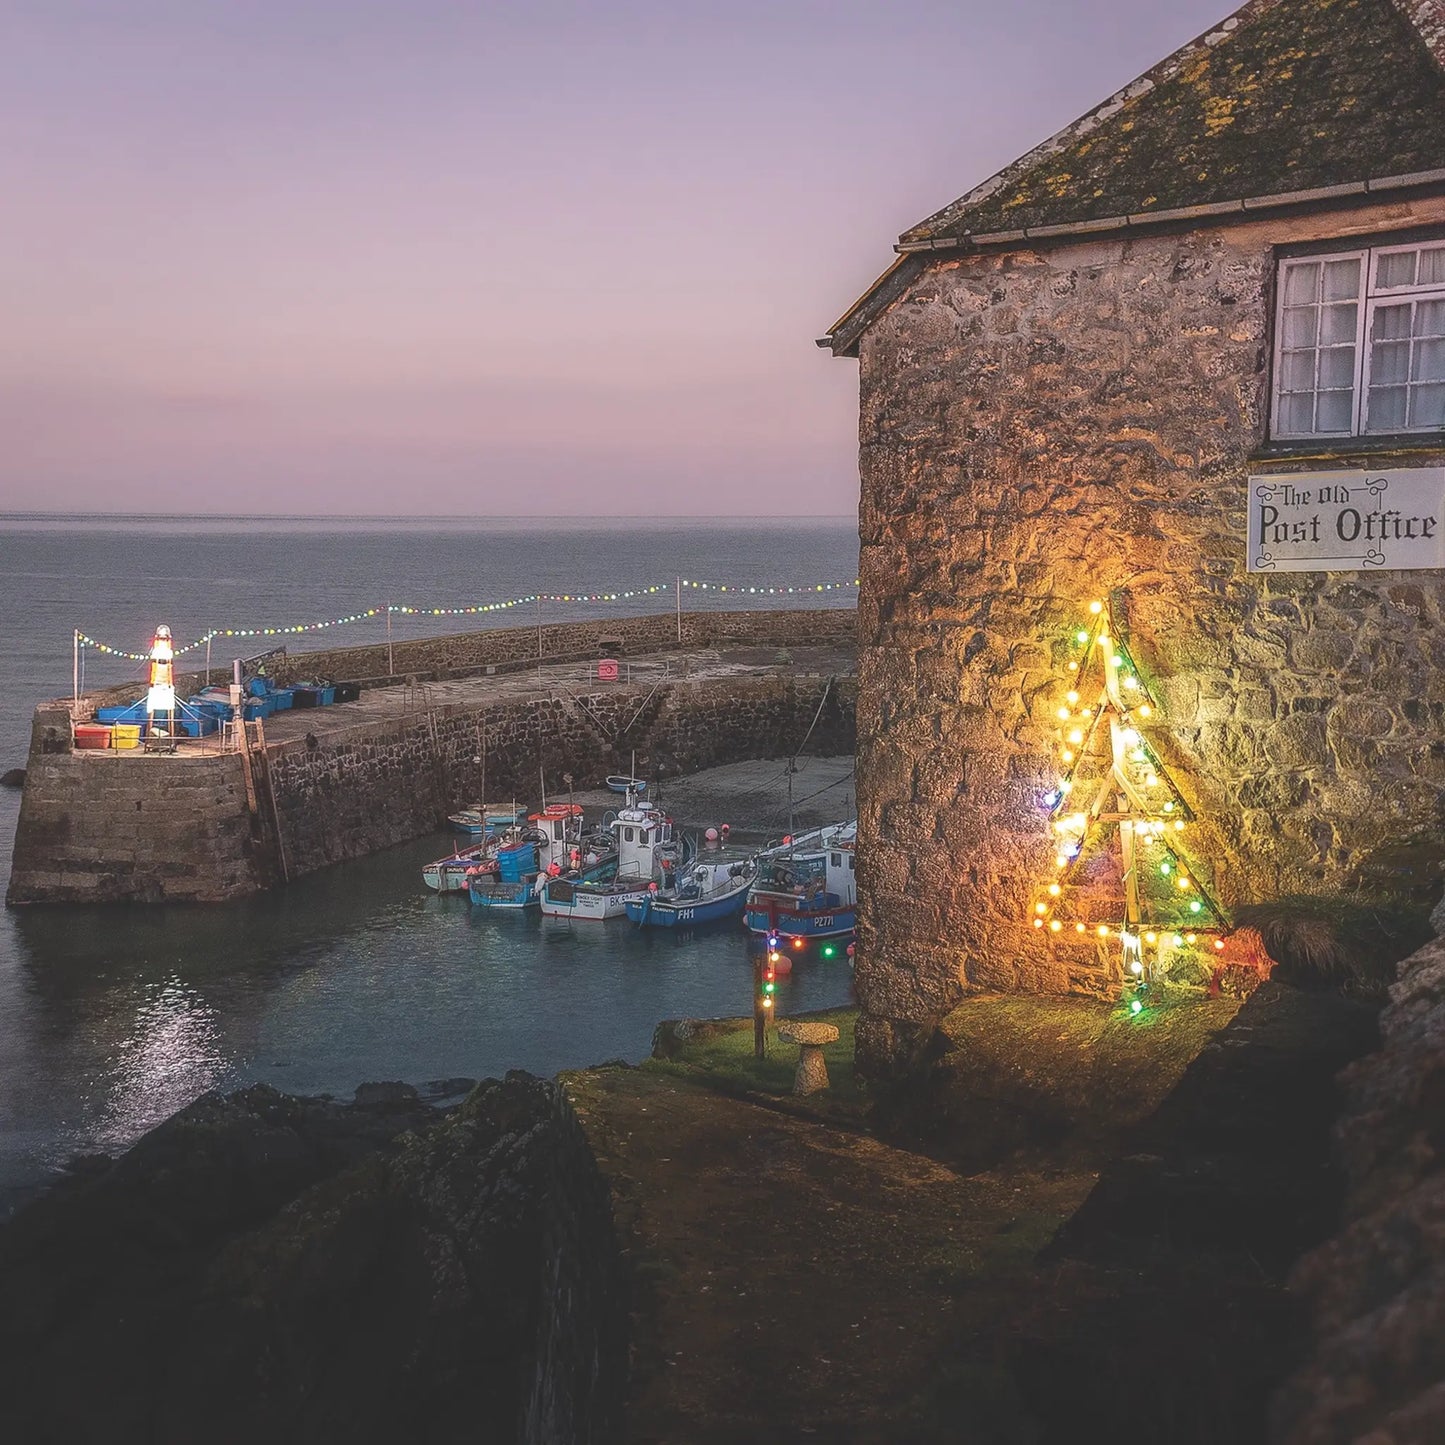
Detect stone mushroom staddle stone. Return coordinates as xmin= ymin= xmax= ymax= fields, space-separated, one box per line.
xmin=776 ymin=1020 xmax=840 ymax=1095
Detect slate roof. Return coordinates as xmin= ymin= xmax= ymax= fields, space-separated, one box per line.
xmin=903 ymin=0 xmax=1445 ymax=245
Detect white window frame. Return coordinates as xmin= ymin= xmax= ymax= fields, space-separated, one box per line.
xmin=1271 ymin=238 xmax=1445 ymax=442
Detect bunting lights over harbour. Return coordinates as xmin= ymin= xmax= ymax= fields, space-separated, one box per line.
xmin=74 ymin=576 xmax=862 ymax=660
xmin=1031 ymin=599 xmax=1231 ymax=1011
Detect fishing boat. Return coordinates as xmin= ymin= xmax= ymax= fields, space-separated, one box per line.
xmin=537 ymin=791 xmax=685 ymax=920
xmin=447 ymin=802 xmax=528 ymax=837
xmin=605 ymin=775 xmax=647 ymax=795
xmin=467 ymin=839 xmax=542 ymax=910
xmin=422 ymin=841 xmax=496 ymax=894
xmin=744 ymin=821 xmax=857 ymax=941
xmin=625 ymin=848 xmax=757 ymax=929
xmin=467 ymin=803 xmax=591 ymax=911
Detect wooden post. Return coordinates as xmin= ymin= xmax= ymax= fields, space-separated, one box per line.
xmin=72 ymin=629 xmax=79 ymax=701
xmin=676 ymin=576 xmax=682 ymax=644
xmin=754 ymin=953 xmax=767 ymax=1059
xmin=387 ymin=604 xmax=394 ymax=677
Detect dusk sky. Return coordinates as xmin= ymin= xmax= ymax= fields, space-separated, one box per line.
xmin=3 ymin=0 xmax=1230 ymax=517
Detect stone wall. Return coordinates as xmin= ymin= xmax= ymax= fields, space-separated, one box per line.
xmin=850 ymin=194 xmax=1445 ymax=1071
xmin=9 ymin=671 xmax=855 ymax=904
xmin=8 ymin=707 xmax=264 ymax=904
xmin=267 ymin=607 xmax=854 ymax=687
xmin=265 ymin=672 xmax=855 ymax=882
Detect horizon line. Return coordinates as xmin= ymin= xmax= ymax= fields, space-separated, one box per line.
xmin=2 ymin=510 xmax=860 ymax=523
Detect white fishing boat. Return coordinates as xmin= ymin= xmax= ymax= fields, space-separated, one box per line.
xmin=537 ymin=790 xmax=687 ymax=920
xmin=421 ymin=840 xmax=496 ymax=894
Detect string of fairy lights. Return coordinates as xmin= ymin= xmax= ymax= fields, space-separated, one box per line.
xmin=1030 ymin=598 xmax=1230 ymax=1009
xmin=74 ymin=576 xmax=861 ymax=662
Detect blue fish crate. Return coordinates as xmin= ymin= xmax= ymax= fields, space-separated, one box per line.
xmin=96 ymin=702 xmax=148 ymax=724
xmin=496 ymin=844 xmax=537 ymax=883
xmin=269 ymin=688 xmax=295 ymax=711
xmin=317 ymin=686 xmax=336 ymax=706
xmin=174 ymin=714 xmax=219 ymax=738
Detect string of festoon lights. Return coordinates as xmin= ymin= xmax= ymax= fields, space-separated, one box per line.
xmin=75 ymin=576 xmax=861 ymax=662
xmin=1030 ymin=599 xmax=1230 ymax=1012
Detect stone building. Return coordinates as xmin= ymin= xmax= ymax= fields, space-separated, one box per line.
xmin=821 ymin=0 xmax=1445 ymax=1072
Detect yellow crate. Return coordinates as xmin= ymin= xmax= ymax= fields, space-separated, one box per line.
xmin=111 ymin=724 xmax=142 ymax=750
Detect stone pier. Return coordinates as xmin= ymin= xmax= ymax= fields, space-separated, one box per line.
xmin=7 ymin=610 xmax=856 ymax=905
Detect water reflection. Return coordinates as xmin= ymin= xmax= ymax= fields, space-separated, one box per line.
xmin=98 ymin=978 xmax=227 ymax=1154
xmin=1 ymin=830 xmax=855 ymax=1207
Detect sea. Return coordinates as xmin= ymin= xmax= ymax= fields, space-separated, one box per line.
xmin=0 ymin=515 xmax=860 ymax=1211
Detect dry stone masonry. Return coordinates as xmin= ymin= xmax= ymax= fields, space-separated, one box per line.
xmin=8 ymin=612 xmax=855 ymax=906
xmin=844 ymin=196 xmax=1445 ymax=1073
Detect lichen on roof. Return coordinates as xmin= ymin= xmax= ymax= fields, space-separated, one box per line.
xmin=903 ymin=0 xmax=1445 ymax=243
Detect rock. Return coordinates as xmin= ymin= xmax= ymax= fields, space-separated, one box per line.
xmin=351 ymin=1080 xmax=422 ymax=1109
xmin=0 ymin=1076 xmax=627 ymax=1444
xmin=1271 ymin=935 xmax=1445 ymax=1443
xmin=0 ymin=768 xmax=23 ymax=788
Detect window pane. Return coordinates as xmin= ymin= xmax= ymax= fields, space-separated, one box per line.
xmin=1372 ymin=339 xmax=1411 ymax=384
xmin=1377 ymin=250 xmax=1418 ymax=289
xmin=1415 ymin=338 xmax=1445 ymax=384
xmin=1283 ymin=306 xmax=1318 ymax=347
xmin=1410 ymin=383 xmax=1445 ymax=428
xmin=1367 ymin=385 xmax=1408 ymax=431
xmin=1415 ymin=299 xmax=1445 ymax=338
xmin=1280 ymin=350 xmax=1316 ymax=391
xmin=1323 ymin=258 xmax=1362 ymax=301
xmin=1316 ymin=390 xmax=1354 ymax=432
xmin=1283 ymin=262 xmax=1320 ymax=305
xmin=1372 ymin=303 xmax=1412 ymax=340
xmin=1278 ymin=392 xmax=1316 ymax=433
xmin=1318 ymin=346 xmax=1356 ymax=388
xmin=1420 ymin=247 xmax=1445 ymax=287
xmin=1320 ymin=302 xmax=1358 ymax=344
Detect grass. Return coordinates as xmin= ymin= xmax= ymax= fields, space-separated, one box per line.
xmin=642 ymin=1006 xmax=868 ymax=1117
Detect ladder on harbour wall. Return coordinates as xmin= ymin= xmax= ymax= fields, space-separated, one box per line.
xmin=234 ymin=717 xmax=290 ymax=885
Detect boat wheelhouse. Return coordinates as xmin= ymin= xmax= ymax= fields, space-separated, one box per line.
xmin=744 ymin=822 xmax=857 ymax=940
xmin=538 ymin=791 xmax=685 ymax=920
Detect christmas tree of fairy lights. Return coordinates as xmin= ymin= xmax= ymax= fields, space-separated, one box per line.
xmin=1030 ymin=599 xmax=1231 ymax=1011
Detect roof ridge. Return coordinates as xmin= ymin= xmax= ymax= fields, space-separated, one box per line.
xmin=1391 ymin=0 xmax=1445 ymax=68
xmin=899 ymin=0 xmax=1284 ymax=244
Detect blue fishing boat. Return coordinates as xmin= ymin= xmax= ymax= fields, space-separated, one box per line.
xmin=448 ymin=802 xmax=528 ymax=837
xmin=468 ymin=840 xmax=541 ymax=910
xmin=625 ymin=849 xmax=757 ymax=929
xmin=743 ymin=822 xmax=857 ymax=941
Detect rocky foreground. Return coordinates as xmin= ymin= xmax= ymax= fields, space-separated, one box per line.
xmin=0 ymin=1075 xmax=624 ymax=1445
xmin=0 ymin=970 xmax=1438 ymax=1444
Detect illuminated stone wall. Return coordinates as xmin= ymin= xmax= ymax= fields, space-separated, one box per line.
xmin=852 ymin=196 xmax=1445 ymax=1073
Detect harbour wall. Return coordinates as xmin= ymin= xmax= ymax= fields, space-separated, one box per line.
xmin=8 ymin=610 xmax=856 ymax=905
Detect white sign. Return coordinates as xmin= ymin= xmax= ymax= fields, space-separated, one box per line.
xmin=1248 ymin=468 xmax=1445 ymax=573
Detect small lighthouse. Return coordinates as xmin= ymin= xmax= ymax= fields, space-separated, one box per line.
xmin=145 ymin=624 xmax=175 ymax=734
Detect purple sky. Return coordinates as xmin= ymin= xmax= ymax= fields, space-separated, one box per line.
xmin=2 ymin=0 xmax=1230 ymax=517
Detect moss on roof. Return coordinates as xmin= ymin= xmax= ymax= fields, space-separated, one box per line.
xmin=904 ymin=0 xmax=1445 ymax=242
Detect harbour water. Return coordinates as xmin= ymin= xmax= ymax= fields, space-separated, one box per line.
xmin=0 ymin=515 xmax=859 ymax=1210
